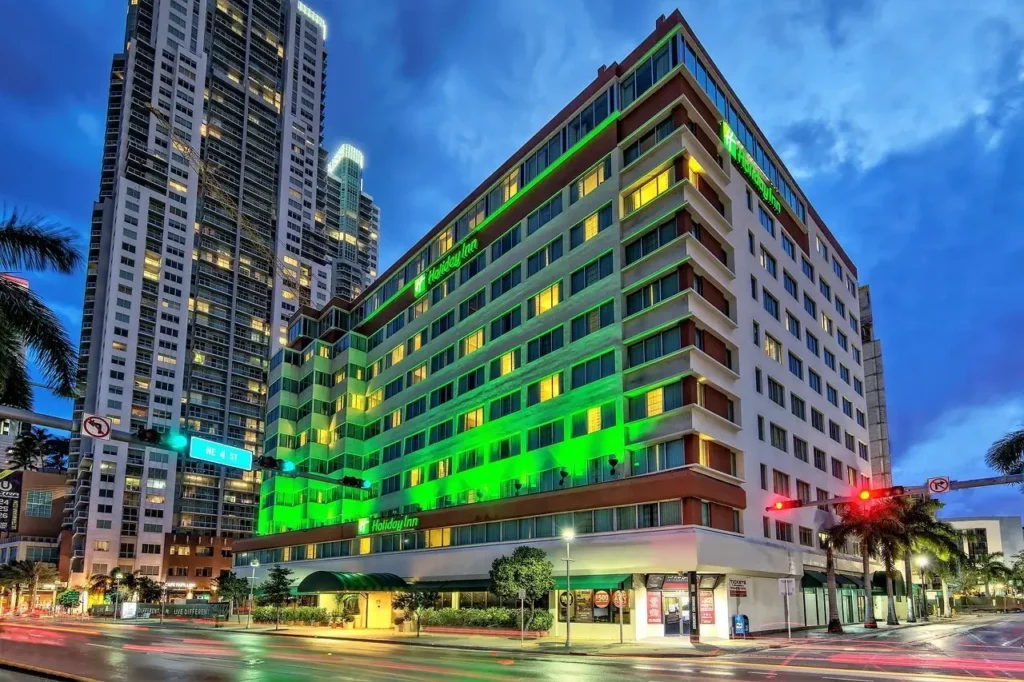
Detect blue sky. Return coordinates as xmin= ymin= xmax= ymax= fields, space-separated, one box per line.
xmin=3 ymin=0 xmax=1024 ymax=518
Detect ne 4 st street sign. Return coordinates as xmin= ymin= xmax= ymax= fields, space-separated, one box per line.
xmin=189 ymin=436 xmax=253 ymax=471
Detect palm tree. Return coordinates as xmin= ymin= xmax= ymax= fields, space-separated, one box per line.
xmin=830 ymin=499 xmax=905 ymax=630
xmin=14 ymin=560 xmax=58 ymax=609
xmin=986 ymin=429 xmax=1024 ymax=479
xmin=6 ymin=426 xmax=64 ymax=471
xmin=819 ymin=529 xmax=844 ymax=633
xmin=972 ymin=551 xmax=1012 ymax=597
xmin=892 ymin=496 xmax=962 ymax=621
xmin=0 ymin=561 xmax=26 ymax=612
xmin=90 ymin=569 xmax=138 ymax=602
xmin=0 ymin=211 xmax=82 ymax=408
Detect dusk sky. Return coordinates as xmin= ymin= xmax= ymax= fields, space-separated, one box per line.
xmin=2 ymin=0 xmax=1023 ymax=518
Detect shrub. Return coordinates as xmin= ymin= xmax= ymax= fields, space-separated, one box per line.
xmin=250 ymin=606 xmax=327 ymax=624
xmin=417 ymin=607 xmax=551 ymax=631
xmin=526 ymin=610 xmax=553 ymax=631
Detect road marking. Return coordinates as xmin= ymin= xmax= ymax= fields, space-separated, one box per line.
xmin=1001 ymin=635 xmax=1024 ymax=647
xmin=823 ymin=678 xmax=869 ymax=682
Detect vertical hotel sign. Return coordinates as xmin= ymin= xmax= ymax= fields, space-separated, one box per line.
xmin=721 ymin=122 xmax=782 ymax=214
xmin=0 ymin=470 xmax=23 ymax=532
xmin=413 ymin=238 xmax=479 ymax=298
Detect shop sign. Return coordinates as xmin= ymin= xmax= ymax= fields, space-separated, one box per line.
xmin=613 ymin=590 xmax=629 ymax=609
xmin=698 ymin=589 xmax=715 ymax=625
xmin=357 ymin=515 xmax=420 ymax=535
xmin=593 ymin=590 xmax=610 ymax=609
xmin=662 ymin=573 xmax=690 ymax=589
xmin=120 ymin=602 xmax=138 ymax=620
xmin=728 ymin=578 xmax=748 ymax=598
xmin=558 ymin=592 xmax=575 ymax=607
xmin=413 ymin=238 xmax=480 ymax=297
xmin=646 ymin=592 xmax=663 ymax=624
xmin=574 ymin=590 xmax=594 ymax=622
xmin=721 ymin=122 xmax=782 ymax=214
xmin=0 ymin=470 xmax=22 ymax=532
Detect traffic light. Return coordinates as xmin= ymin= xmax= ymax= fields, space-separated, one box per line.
xmin=256 ymin=455 xmax=297 ymax=473
xmin=767 ymin=499 xmax=803 ymax=512
xmin=855 ymin=485 xmax=906 ymax=501
xmin=340 ymin=475 xmax=371 ymax=490
xmin=135 ymin=428 xmax=189 ymax=452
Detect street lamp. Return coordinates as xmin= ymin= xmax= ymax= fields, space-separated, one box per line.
xmin=246 ymin=559 xmax=259 ymax=630
xmin=916 ymin=556 xmax=929 ymax=620
xmin=112 ymin=570 xmax=122 ymax=620
xmin=561 ymin=528 xmax=575 ymax=649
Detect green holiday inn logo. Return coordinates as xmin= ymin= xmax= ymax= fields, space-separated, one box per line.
xmin=357 ymin=515 xmax=420 ymax=535
xmin=720 ymin=122 xmax=782 ymax=214
xmin=413 ymin=238 xmax=480 ymax=298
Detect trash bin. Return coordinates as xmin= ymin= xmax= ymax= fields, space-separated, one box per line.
xmin=732 ymin=614 xmax=749 ymax=638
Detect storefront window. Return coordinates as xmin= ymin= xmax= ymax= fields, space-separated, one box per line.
xmin=557 ymin=588 xmax=631 ymax=624
xmin=594 ymin=508 xmax=614 ymax=532
xmin=616 ymin=505 xmax=636 ymax=530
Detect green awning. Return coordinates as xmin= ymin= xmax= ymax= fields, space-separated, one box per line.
xmin=802 ymin=570 xmax=827 ymax=588
xmin=408 ymin=579 xmax=492 ymax=592
xmin=871 ymin=571 xmax=906 ymax=597
xmin=837 ymin=573 xmax=863 ymax=589
xmin=296 ymin=571 xmax=407 ymax=593
xmin=553 ymin=574 xmax=631 ymax=590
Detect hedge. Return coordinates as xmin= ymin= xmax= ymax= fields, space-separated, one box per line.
xmin=251 ymin=606 xmax=329 ymax=624
xmin=418 ymin=607 xmax=552 ymax=631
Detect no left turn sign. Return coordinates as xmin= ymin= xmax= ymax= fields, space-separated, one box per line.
xmin=926 ymin=476 xmax=950 ymax=494
xmin=82 ymin=413 xmax=112 ymax=440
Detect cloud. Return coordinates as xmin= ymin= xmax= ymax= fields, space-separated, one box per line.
xmin=893 ymin=397 xmax=1024 ymax=518
xmin=75 ymin=110 xmax=102 ymax=147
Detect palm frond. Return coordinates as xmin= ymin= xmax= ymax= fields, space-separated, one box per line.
xmin=0 ymin=348 xmax=33 ymax=409
xmin=986 ymin=429 xmax=1024 ymax=475
xmin=0 ymin=278 xmax=77 ymax=398
xmin=0 ymin=210 xmax=82 ymax=274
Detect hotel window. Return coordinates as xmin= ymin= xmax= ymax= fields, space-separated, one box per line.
xmin=854 ymin=377 xmax=863 ymax=396
xmin=817 ymin=236 xmax=829 ymax=261
xmin=770 ymin=424 xmax=787 ymax=452
xmin=437 ymin=226 xmax=454 ymax=255
xmin=782 ymin=234 xmax=795 ymax=259
xmin=811 ymin=408 xmax=824 ymax=432
xmin=786 ymin=312 xmax=801 ymax=339
xmin=827 ymin=384 xmax=838 ymax=406
xmin=625 ymin=271 xmax=680 ymax=316
xmin=367 ymin=389 xmax=382 ymax=410
xmin=527 ymin=281 xmax=562 ymax=318
xmin=819 ymin=277 xmax=831 ymax=302
xmin=407 ymin=296 xmax=429 ymax=322
xmin=570 ymin=156 xmax=612 ymax=205
xmin=842 ymin=398 xmax=853 ymax=418
xmin=489 ymin=391 xmax=521 ymax=421
xmin=853 ymin=346 xmax=861 ymax=364
xmin=760 ymin=247 xmax=777 ymax=278
xmin=626 ymin=325 xmax=681 ymax=367
xmin=837 ymin=331 xmax=848 ymax=351
xmin=628 ymin=382 xmax=682 ymax=421
xmin=620 ymin=40 xmax=670 ymax=108
xmin=794 ymin=437 xmax=809 ymax=463
xmin=570 ymin=252 xmax=613 ymax=295
xmin=775 ymin=521 xmax=793 ymax=543
xmin=623 ymin=116 xmax=675 ymax=166
xmin=491 ymin=264 xmax=522 ymax=300
xmin=788 ymin=352 xmax=803 ymax=379
xmin=783 ymin=271 xmax=798 ymax=299
xmin=457 ymin=366 xmax=486 ymax=394
xmin=771 ymin=469 xmax=791 ymax=498
xmin=845 ymin=432 xmax=856 ymax=453
xmin=490 ymin=306 xmax=522 ymax=340
xmin=856 ymin=409 xmax=866 ymax=427
xmin=829 ymin=421 xmax=842 ymax=443
xmin=859 ymin=441 xmax=869 ymax=461
xmin=833 ymin=257 xmax=843 ymax=279
xmin=526 ymin=237 xmax=562 ymax=277
xmin=526 ymin=194 xmax=563 ymax=236
xmin=799 ymin=527 xmax=814 ymax=547
xmin=432 ymin=310 xmax=455 ymax=338
xmin=429 ymin=420 xmax=453 ymax=444
xmin=458 ymin=448 xmax=484 ymax=472
xmin=459 ymin=327 xmax=485 ymax=357
xmin=527 ymin=420 xmax=564 ymax=450
xmin=458 ymin=407 xmax=484 ymax=433
xmin=429 ymin=383 xmax=453 ymax=408
xmin=406 ymin=328 xmax=427 ymax=355
xmin=850 ymin=314 xmax=859 ymax=333
xmin=755 ymin=367 xmax=763 ymax=393
xmin=403 ymin=467 xmax=424 ymax=488
xmin=527 ymin=326 xmax=563 ymax=362
xmin=802 ymin=257 xmax=814 ymax=281
xmin=527 ymin=373 xmax=563 ymax=406
xmin=459 ymin=289 xmax=486 ymax=321
xmin=491 ymin=225 xmax=520 ymax=260
xmin=835 ymin=297 xmax=846 ymax=318
xmin=570 ymin=300 xmax=614 ymax=341
xmin=407 ymin=362 xmax=427 ymax=386
xmin=571 ymin=402 xmax=616 ymax=437
xmin=759 ymin=206 xmax=775 ymax=237
xmin=762 ymin=289 xmax=779 ymax=320
xmin=806 ymin=332 xmax=819 ymax=357
xmin=623 ymin=169 xmax=670 ymax=214
xmin=430 ymin=345 xmax=455 ymax=373
xmin=626 ymin=217 xmax=678 ymax=265
xmin=571 ymin=351 xmax=615 ymax=388
xmin=490 ymin=434 xmax=521 ymax=461
xmin=824 ymin=349 xmax=836 ymax=370
xmin=791 ymin=393 xmax=806 ymax=421
xmin=429 ymin=457 xmax=453 ymax=481
xmin=490 ymin=347 xmax=522 ymax=379
xmin=767 ymin=377 xmax=785 ymax=406
xmin=763 ymin=334 xmax=782 ymax=363
xmin=570 ymin=204 xmax=613 ymax=249
xmin=814 ymin=449 xmax=827 ymax=472
xmin=382 ymin=408 xmax=402 ymax=431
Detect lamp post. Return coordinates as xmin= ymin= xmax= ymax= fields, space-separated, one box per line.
xmin=246 ymin=559 xmax=259 ymax=630
xmin=160 ymin=584 xmax=167 ymax=625
xmin=561 ymin=528 xmax=575 ymax=649
xmin=112 ymin=570 xmax=122 ymax=620
xmin=916 ymin=556 xmax=929 ymax=621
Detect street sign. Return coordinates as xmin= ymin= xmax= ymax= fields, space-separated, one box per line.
xmin=82 ymin=413 xmax=112 ymax=440
xmin=926 ymin=476 xmax=950 ymax=494
xmin=518 ymin=588 xmax=526 ymax=600
xmin=188 ymin=436 xmax=253 ymax=471
xmin=0 ymin=470 xmax=22 ymax=532
xmin=778 ymin=577 xmax=796 ymax=596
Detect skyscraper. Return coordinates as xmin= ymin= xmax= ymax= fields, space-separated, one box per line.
xmin=66 ymin=0 xmax=358 ymax=589
xmin=325 ymin=143 xmax=380 ymax=302
xmin=858 ymin=285 xmax=892 ymax=487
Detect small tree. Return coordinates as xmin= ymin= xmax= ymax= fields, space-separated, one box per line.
xmin=135 ymin=577 xmax=163 ymax=603
xmin=258 ymin=565 xmax=294 ymax=630
xmin=56 ymin=589 xmax=81 ymax=612
xmin=392 ymin=590 xmax=439 ymax=637
xmin=213 ymin=570 xmax=251 ymax=622
xmin=489 ymin=545 xmax=554 ymax=624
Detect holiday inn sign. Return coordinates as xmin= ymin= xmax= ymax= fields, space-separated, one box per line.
xmin=720 ymin=121 xmax=782 ymax=214
xmin=413 ymin=238 xmax=480 ymax=298
xmin=357 ymin=515 xmax=421 ymax=535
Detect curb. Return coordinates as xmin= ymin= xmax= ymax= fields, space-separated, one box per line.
xmin=0 ymin=659 xmax=102 ymax=682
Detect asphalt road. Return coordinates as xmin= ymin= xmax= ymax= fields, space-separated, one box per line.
xmin=1 ymin=616 xmax=1022 ymax=681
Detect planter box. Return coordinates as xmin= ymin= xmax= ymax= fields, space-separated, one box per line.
xmin=423 ymin=626 xmax=548 ymax=638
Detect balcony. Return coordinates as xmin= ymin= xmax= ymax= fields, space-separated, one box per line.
xmin=624 ymin=403 xmax=740 ymax=450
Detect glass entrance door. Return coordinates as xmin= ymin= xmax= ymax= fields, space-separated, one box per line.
xmin=663 ymin=593 xmax=682 ymax=635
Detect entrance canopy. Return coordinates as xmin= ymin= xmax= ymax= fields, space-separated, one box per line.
xmin=553 ymin=574 xmax=631 ymax=590
xmin=801 ymin=571 xmax=862 ymax=589
xmin=296 ymin=571 xmax=407 ymax=594
xmin=872 ymin=570 xmax=906 ymax=597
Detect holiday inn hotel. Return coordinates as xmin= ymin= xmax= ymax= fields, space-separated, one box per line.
xmin=233 ymin=11 xmax=877 ymax=639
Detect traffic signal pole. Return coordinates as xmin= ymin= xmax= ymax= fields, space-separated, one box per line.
xmin=766 ymin=473 xmax=1024 ymax=512
xmin=0 ymin=405 xmax=148 ymax=446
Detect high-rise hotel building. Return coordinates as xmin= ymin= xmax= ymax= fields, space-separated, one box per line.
xmin=67 ymin=0 xmax=374 ymax=589
xmin=235 ymin=12 xmax=874 ymax=638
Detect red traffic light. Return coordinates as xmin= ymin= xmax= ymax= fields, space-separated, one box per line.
xmin=766 ymin=499 xmax=802 ymax=512
xmin=858 ymin=489 xmax=872 ymax=501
